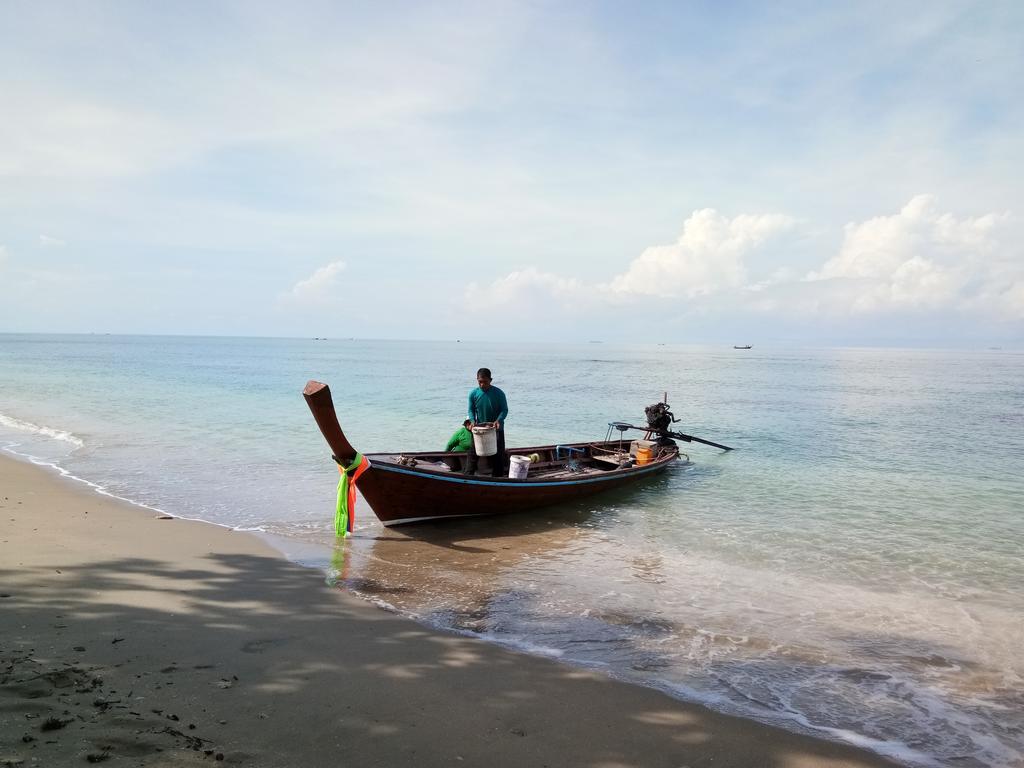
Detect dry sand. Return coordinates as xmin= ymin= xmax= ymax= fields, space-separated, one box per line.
xmin=0 ymin=453 xmax=898 ymax=767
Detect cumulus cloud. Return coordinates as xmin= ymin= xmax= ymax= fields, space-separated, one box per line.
xmin=39 ymin=234 xmax=66 ymax=247
xmin=464 ymin=197 xmax=1023 ymax=328
xmin=806 ymin=195 xmax=1019 ymax=317
xmin=465 ymin=268 xmax=591 ymax=315
xmin=464 ymin=208 xmax=796 ymax=314
xmin=283 ymin=260 xmax=347 ymax=306
xmin=608 ymin=209 xmax=796 ymax=298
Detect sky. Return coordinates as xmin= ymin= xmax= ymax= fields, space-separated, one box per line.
xmin=1 ymin=1 xmax=1022 ymax=345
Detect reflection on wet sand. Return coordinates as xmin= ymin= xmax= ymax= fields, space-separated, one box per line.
xmin=335 ymin=501 xmax=598 ymax=623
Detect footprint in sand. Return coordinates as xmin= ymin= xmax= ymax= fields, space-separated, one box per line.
xmin=240 ymin=638 xmax=289 ymax=654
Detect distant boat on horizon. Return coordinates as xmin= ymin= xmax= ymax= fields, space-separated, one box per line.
xmin=733 ymin=344 xmax=753 ymax=350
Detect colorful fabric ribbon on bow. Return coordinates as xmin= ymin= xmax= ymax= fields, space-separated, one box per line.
xmin=335 ymin=453 xmax=369 ymax=537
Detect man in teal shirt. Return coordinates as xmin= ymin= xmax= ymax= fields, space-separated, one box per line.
xmin=465 ymin=367 xmax=509 ymax=477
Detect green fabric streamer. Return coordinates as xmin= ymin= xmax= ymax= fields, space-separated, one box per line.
xmin=335 ymin=452 xmax=365 ymax=537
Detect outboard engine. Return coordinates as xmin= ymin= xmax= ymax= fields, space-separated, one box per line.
xmin=644 ymin=402 xmax=677 ymax=433
xmin=644 ymin=402 xmax=680 ymax=445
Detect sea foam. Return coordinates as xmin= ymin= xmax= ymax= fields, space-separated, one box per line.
xmin=0 ymin=411 xmax=85 ymax=448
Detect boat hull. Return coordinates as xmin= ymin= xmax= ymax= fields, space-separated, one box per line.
xmin=358 ymin=445 xmax=678 ymax=525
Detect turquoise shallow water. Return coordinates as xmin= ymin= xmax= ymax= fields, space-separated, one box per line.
xmin=2 ymin=334 xmax=1022 ymax=766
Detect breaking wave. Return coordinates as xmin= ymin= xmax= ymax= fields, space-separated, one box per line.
xmin=0 ymin=411 xmax=85 ymax=449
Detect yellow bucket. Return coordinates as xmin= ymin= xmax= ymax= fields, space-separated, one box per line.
xmin=636 ymin=445 xmax=654 ymax=465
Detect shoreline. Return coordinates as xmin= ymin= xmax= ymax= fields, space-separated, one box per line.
xmin=0 ymin=452 xmax=899 ymax=767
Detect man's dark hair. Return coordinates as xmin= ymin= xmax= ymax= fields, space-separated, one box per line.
xmin=463 ymin=419 xmax=472 ymax=427
xmin=476 ymin=367 xmax=492 ymax=379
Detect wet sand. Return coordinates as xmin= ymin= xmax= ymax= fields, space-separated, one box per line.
xmin=0 ymin=453 xmax=898 ymax=767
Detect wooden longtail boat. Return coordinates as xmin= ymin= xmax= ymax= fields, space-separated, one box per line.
xmin=303 ymin=380 xmax=730 ymax=526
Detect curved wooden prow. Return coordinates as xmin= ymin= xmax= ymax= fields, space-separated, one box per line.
xmin=303 ymin=380 xmax=358 ymax=466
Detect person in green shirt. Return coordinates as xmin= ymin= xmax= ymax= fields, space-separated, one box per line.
xmin=445 ymin=419 xmax=473 ymax=452
xmin=465 ymin=367 xmax=509 ymax=477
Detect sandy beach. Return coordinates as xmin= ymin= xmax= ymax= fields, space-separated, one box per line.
xmin=0 ymin=453 xmax=898 ymax=767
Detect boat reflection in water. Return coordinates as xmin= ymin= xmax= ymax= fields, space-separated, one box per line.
xmin=330 ymin=475 xmax=676 ymax=640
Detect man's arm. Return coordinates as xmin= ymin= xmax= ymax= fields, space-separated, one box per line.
xmin=495 ymin=389 xmax=508 ymax=425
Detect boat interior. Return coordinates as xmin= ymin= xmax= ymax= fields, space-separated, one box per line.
xmin=371 ymin=438 xmax=683 ymax=481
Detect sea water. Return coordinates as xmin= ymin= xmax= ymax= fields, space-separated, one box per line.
xmin=1 ymin=334 xmax=1021 ymax=767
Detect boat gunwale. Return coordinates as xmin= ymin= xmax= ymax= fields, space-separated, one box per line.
xmin=366 ymin=437 xmax=652 ymax=461
xmin=363 ymin=439 xmax=680 ymax=486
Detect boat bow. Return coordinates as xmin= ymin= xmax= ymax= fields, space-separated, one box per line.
xmin=303 ymin=380 xmax=359 ymax=466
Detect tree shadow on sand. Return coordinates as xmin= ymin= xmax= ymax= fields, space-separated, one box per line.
xmin=0 ymin=551 xmax=899 ymax=768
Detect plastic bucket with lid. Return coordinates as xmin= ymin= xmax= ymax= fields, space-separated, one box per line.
xmin=471 ymin=425 xmax=497 ymax=456
xmin=508 ymin=455 xmax=530 ymax=479
xmin=635 ymin=445 xmax=654 ymax=465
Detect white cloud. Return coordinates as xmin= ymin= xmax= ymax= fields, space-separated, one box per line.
xmin=806 ymin=195 xmax=1019 ymax=317
xmin=282 ymin=260 xmax=348 ymax=306
xmin=463 ymin=198 xmax=1024 ymax=330
xmin=0 ymin=6 xmax=524 ymax=181
xmin=608 ymin=209 xmax=796 ymax=298
xmin=39 ymin=234 xmax=66 ymax=247
xmin=464 ymin=208 xmax=796 ymax=315
xmin=465 ymin=267 xmax=591 ymax=315
xmin=0 ymin=85 xmax=190 ymax=178
xmin=811 ymin=195 xmax=1001 ymax=281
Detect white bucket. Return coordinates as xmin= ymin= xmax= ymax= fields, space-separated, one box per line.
xmin=508 ymin=455 xmax=530 ymax=479
xmin=472 ymin=425 xmax=497 ymax=456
